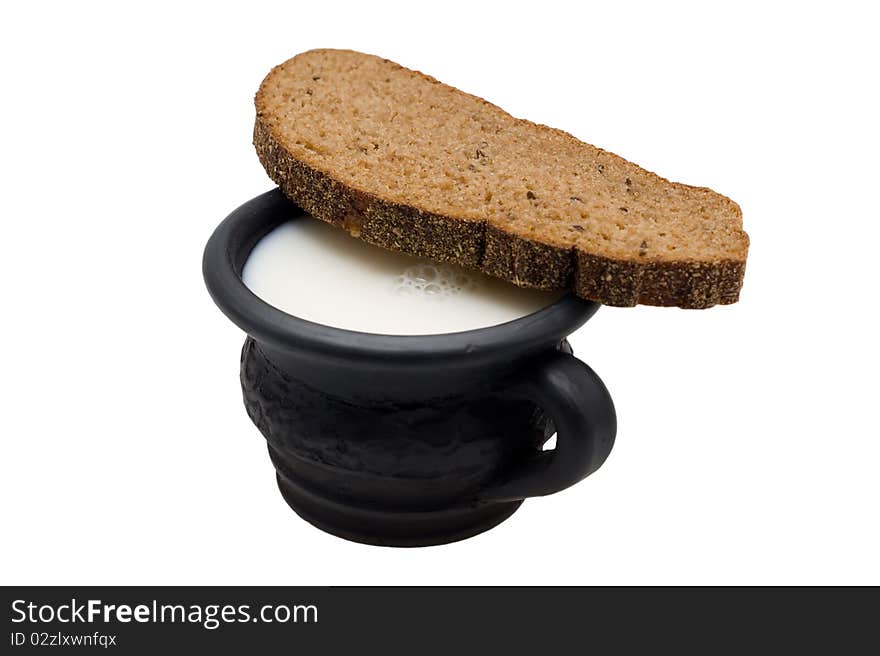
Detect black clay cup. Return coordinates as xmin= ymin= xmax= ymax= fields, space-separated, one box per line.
xmin=203 ymin=189 xmax=617 ymax=546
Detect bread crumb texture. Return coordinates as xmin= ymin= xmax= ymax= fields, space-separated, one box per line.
xmin=254 ymin=49 xmax=749 ymax=308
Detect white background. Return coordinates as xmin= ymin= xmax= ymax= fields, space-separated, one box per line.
xmin=1 ymin=1 xmax=878 ymax=585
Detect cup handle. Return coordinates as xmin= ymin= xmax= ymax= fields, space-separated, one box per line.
xmin=478 ymin=351 xmax=617 ymax=503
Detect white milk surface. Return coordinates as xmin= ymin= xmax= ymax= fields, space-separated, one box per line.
xmin=242 ymin=217 xmax=564 ymax=335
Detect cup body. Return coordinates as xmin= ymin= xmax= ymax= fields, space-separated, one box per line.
xmin=204 ymin=189 xmax=612 ymax=546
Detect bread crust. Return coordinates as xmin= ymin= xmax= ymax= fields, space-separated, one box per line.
xmin=253 ymin=52 xmax=747 ymax=309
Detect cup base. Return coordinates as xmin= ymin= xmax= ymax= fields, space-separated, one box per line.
xmin=275 ymin=472 xmax=523 ymax=547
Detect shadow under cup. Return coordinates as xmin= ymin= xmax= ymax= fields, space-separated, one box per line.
xmin=203 ymin=188 xmax=617 ymax=546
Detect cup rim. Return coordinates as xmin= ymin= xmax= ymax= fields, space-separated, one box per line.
xmin=203 ymin=188 xmax=600 ymax=362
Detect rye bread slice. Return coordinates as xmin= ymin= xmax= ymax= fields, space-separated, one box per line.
xmin=254 ymin=49 xmax=748 ymax=308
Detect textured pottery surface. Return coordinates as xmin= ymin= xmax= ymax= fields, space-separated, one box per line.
xmin=241 ymin=337 xmax=570 ymax=510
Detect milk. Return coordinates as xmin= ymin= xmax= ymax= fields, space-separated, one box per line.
xmin=242 ymin=216 xmax=564 ymax=335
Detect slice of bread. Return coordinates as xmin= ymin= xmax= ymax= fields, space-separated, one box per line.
xmin=254 ymin=49 xmax=748 ymax=308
